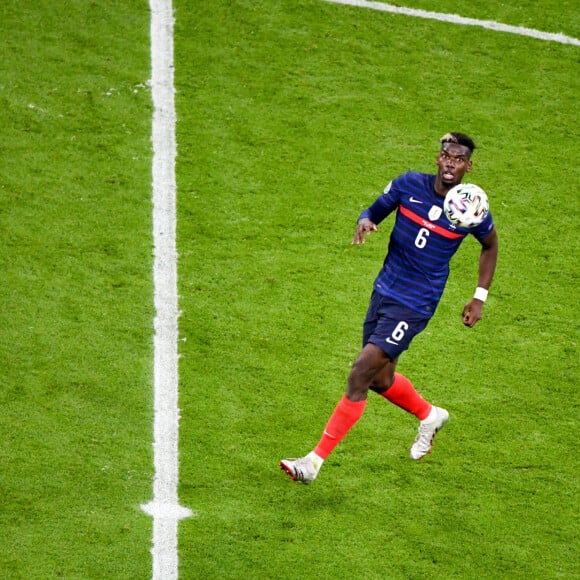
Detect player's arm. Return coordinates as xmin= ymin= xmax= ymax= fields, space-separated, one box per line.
xmin=351 ymin=188 xmax=397 ymax=245
xmin=462 ymin=228 xmax=499 ymax=327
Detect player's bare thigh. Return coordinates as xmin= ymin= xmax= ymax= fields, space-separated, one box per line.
xmin=347 ymin=344 xmax=397 ymax=400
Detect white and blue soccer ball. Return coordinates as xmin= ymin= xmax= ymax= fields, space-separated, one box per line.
xmin=444 ymin=183 xmax=489 ymax=228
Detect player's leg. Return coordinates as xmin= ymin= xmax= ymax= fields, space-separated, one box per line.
xmin=371 ymin=369 xmax=449 ymax=459
xmin=371 ymin=369 xmax=431 ymax=420
xmin=279 ymin=343 xmax=388 ymax=484
xmin=365 ymin=298 xmax=449 ymax=460
xmin=316 ymin=343 xmax=389 ymax=452
xmin=346 ymin=342 xmax=392 ymax=401
xmin=280 ymin=292 xmax=387 ymax=483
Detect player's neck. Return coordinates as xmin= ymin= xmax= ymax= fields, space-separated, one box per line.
xmin=434 ymin=176 xmax=454 ymax=197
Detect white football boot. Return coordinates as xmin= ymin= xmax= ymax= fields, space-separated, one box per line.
xmin=280 ymin=453 xmax=322 ymax=484
xmin=410 ymin=406 xmax=449 ymax=460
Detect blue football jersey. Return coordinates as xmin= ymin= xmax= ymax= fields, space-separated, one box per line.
xmin=358 ymin=172 xmax=494 ymax=316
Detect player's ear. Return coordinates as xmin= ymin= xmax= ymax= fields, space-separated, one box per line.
xmin=466 ymin=160 xmax=473 ymax=172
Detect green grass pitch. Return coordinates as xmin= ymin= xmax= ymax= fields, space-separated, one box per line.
xmin=0 ymin=0 xmax=578 ymax=578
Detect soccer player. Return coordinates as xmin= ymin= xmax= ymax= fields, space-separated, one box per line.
xmin=280 ymin=132 xmax=498 ymax=484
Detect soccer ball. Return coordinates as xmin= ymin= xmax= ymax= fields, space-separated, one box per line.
xmin=443 ymin=183 xmax=489 ymax=228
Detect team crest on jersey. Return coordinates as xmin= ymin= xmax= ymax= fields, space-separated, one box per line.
xmin=428 ymin=205 xmax=442 ymax=221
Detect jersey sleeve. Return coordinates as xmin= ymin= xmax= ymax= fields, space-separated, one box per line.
xmin=470 ymin=211 xmax=495 ymax=241
xmin=358 ymin=179 xmax=401 ymax=224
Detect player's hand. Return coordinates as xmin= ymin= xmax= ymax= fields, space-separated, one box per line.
xmin=352 ymin=218 xmax=378 ymax=244
xmin=462 ymin=299 xmax=484 ymax=327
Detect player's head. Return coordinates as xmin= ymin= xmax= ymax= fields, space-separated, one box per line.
xmin=439 ymin=132 xmax=476 ymax=157
xmin=435 ymin=132 xmax=475 ymax=191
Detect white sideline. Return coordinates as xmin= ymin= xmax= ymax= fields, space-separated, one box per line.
xmin=141 ymin=1 xmax=193 ymax=579
xmin=323 ymin=0 xmax=580 ymax=46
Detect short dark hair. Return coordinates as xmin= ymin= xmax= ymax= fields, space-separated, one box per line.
xmin=440 ymin=132 xmax=476 ymax=155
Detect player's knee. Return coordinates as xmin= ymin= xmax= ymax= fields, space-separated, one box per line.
xmin=347 ymin=360 xmax=373 ymax=394
xmin=369 ymin=375 xmax=394 ymax=393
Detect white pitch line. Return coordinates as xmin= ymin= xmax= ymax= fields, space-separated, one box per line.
xmin=323 ymin=0 xmax=580 ymax=46
xmin=142 ymin=1 xmax=193 ymax=579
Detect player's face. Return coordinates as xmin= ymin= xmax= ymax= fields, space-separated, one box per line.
xmin=435 ymin=143 xmax=473 ymax=191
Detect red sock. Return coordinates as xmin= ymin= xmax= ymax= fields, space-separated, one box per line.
xmin=314 ymin=395 xmax=367 ymax=459
xmin=380 ymin=372 xmax=431 ymax=420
